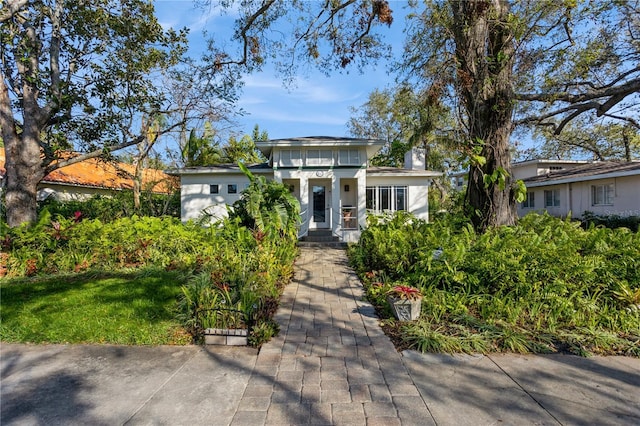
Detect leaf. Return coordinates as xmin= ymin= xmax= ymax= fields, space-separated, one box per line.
xmin=514 ymin=180 xmax=527 ymax=203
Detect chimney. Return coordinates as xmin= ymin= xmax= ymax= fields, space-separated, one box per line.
xmin=404 ymin=147 xmax=426 ymax=170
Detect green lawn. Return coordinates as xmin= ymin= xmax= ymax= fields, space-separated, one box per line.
xmin=0 ymin=268 xmax=191 ymax=345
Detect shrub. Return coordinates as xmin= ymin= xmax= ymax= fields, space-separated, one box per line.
xmin=581 ymin=211 xmax=640 ymax=232
xmin=37 ymin=190 xmax=180 ymax=222
xmin=2 ymin=208 xmax=299 ymax=348
xmin=177 ymin=169 xmax=300 ymax=347
xmin=349 ymin=211 xmax=640 ymax=357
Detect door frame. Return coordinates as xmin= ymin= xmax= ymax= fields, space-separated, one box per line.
xmin=309 ymin=179 xmax=331 ymax=229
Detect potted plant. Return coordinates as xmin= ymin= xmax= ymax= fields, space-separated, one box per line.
xmin=387 ymin=285 xmax=422 ymax=321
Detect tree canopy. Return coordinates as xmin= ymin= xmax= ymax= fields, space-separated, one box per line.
xmin=0 ymin=0 xmax=240 ymax=227
xmin=4 ymin=0 xmax=638 ymax=231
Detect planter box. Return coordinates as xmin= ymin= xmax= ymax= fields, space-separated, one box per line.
xmin=387 ymin=297 xmax=422 ymax=321
xmin=204 ymin=328 xmax=248 ymax=346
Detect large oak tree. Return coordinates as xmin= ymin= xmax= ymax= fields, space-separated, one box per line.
xmin=0 ymin=0 xmax=187 ymax=227
xmin=208 ymin=0 xmax=638 ymax=231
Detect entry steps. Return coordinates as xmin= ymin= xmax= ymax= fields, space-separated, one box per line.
xmin=298 ymin=230 xmax=346 ymax=247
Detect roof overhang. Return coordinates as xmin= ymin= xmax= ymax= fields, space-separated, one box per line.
xmin=256 ymin=136 xmax=385 ymax=159
xmin=166 ymin=164 xmax=273 ymax=176
xmin=366 ymin=167 xmax=443 ymax=178
xmin=512 ymin=159 xmax=591 ymax=167
xmin=524 ymin=169 xmax=640 ymax=187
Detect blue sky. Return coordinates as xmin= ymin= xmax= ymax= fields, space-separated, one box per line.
xmin=154 ymin=1 xmax=408 ymax=140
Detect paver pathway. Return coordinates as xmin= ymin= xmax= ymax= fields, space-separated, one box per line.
xmin=231 ymin=246 xmax=433 ymax=426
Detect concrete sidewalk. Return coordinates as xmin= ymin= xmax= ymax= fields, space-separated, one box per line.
xmin=2 ymin=246 xmax=639 ymax=425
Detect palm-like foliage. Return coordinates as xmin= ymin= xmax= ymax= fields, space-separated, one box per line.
xmin=230 ymin=162 xmax=300 ymax=239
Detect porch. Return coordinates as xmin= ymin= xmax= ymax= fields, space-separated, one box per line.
xmin=279 ymin=172 xmax=364 ymax=243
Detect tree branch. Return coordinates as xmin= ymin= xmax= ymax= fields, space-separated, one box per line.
xmin=517 ymin=76 xmax=640 ymax=104
xmin=0 ymin=0 xmax=28 ymax=23
xmin=603 ymin=113 xmax=640 ymax=129
xmin=517 ymin=75 xmax=640 ymax=134
xmin=44 ymin=121 xmax=186 ymax=174
xmin=215 ymin=0 xmax=277 ymax=68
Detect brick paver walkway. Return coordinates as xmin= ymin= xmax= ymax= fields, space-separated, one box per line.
xmin=231 ymin=246 xmax=434 ymax=425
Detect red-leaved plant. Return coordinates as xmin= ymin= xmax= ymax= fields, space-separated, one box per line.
xmin=387 ymin=285 xmax=422 ymax=301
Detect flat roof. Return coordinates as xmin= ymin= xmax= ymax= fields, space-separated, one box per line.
xmin=366 ymin=167 xmax=443 ymax=178
xmin=165 ymin=163 xmax=272 ymax=176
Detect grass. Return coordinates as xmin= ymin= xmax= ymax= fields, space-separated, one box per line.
xmin=0 ymin=267 xmax=192 ymax=345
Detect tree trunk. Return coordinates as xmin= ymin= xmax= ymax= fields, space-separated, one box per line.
xmin=451 ymin=0 xmax=517 ymax=231
xmin=622 ymin=126 xmax=631 ymax=162
xmin=1 ymin=73 xmax=46 ymax=227
xmin=133 ymin=167 xmax=142 ymax=211
xmin=2 ymin=120 xmax=47 ymax=227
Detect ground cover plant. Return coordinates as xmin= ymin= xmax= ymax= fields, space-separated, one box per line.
xmin=1 ymin=174 xmax=299 ymax=347
xmin=349 ymin=212 xmax=640 ymax=357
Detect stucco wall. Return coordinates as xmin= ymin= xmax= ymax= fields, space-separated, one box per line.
xmin=365 ymin=175 xmax=430 ymax=221
xmin=180 ymin=173 xmax=251 ymax=222
xmin=518 ymin=175 xmax=640 ymax=218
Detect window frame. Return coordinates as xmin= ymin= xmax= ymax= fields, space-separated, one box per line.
xmin=591 ymin=183 xmax=614 ymax=206
xmin=306 ymin=149 xmax=333 ymax=166
xmin=544 ymin=189 xmax=560 ymax=207
xmin=521 ymin=191 xmax=535 ymax=209
xmin=210 ymin=184 xmax=219 ymax=195
xmin=227 ymin=184 xmax=238 ymax=194
xmin=279 ymin=149 xmax=302 ymax=167
xmin=338 ymin=148 xmax=361 ymax=166
xmin=366 ymin=186 xmax=408 ymax=213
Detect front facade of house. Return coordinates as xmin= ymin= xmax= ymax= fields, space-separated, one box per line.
xmin=173 ymin=137 xmax=441 ymax=242
xmin=516 ymin=161 xmax=640 ymax=219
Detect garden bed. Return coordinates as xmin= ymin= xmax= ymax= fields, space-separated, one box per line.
xmin=349 ymin=212 xmax=640 ymax=357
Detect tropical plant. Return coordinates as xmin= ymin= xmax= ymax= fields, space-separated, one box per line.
xmin=388 ymin=285 xmax=422 ymax=301
xmin=230 ymin=162 xmax=300 ymax=239
xmin=349 ymin=211 xmax=640 ymax=357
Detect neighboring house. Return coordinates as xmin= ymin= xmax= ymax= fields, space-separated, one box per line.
xmin=511 ymin=159 xmax=591 ymax=181
xmin=0 ymin=149 xmax=175 ymax=202
xmin=516 ymin=161 xmax=640 ymax=219
xmin=451 ymin=158 xmax=640 ymax=219
xmin=169 ymin=136 xmax=441 ymax=242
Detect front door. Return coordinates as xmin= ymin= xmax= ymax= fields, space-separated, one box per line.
xmin=310 ymin=181 xmax=330 ymax=229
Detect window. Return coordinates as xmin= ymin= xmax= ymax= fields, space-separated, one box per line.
xmin=395 ymin=186 xmax=407 ymax=211
xmin=522 ymin=192 xmax=535 ymax=208
xmin=544 ymin=189 xmax=560 ymax=207
xmin=366 ymin=187 xmax=375 ymax=210
xmin=279 ymin=149 xmax=301 ymax=167
xmin=227 ymin=184 xmax=237 ymax=194
xmin=210 ymin=184 xmax=219 ymax=194
xmin=307 ymin=149 xmax=333 ymax=166
xmin=592 ymin=184 xmax=614 ymax=206
xmin=338 ymin=149 xmax=361 ymax=165
xmin=366 ymin=186 xmax=408 ymax=212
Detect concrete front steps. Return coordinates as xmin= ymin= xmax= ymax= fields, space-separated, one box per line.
xmin=298 ymin=230 xmax=347 ymax=247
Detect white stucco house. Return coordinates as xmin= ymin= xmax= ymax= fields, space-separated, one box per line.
xmin=515 ymin=160 xmax=640 ymax=219
xmin=169 ymin=136 xmax=441 ymax=242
